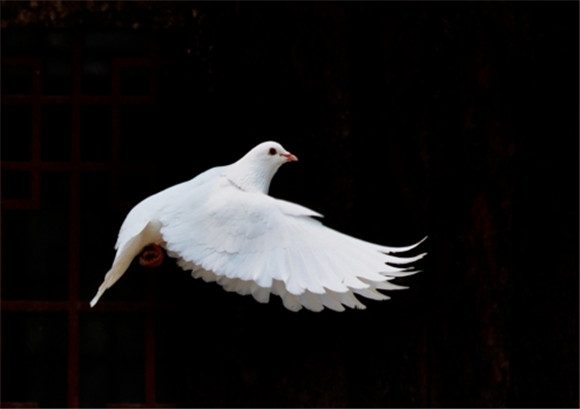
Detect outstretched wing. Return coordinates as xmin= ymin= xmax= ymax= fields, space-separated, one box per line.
xmin=160 ymin=176 xmax=426 ymax=311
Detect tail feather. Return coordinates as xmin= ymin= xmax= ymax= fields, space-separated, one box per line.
xmin=90 ymin=270 xmax=112 ymax=308
xmin=89 ymin=243 xmax=139 ymax=307
xmin=90 ymin=221 xmax=162 ymax=307
xmin=90 ymin=264 xmax=125 ymax=307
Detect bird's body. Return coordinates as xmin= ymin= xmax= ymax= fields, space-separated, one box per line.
xmin=90 ymin=141 xmax=425 ymax=311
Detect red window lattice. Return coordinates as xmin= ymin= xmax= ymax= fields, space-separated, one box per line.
xmin=1 ymin=29 xmax=178 ymax=408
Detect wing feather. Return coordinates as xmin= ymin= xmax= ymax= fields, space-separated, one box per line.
xmin=160 ymin=175 xmax=425 ymax=311
xmin=299 ymin=290 xmax=325 ymax=312
xmin=319 ymin=292 xmax=346 ymax=312
xmin=251 ymin=285 xmax=270 ymax=304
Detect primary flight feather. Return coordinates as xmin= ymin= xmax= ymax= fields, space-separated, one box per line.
xmin=90 ymin=141 xmax=426 ymax=311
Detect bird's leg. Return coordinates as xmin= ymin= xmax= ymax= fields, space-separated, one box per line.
xmin=139 ymin=243 xmax=165 ymax=268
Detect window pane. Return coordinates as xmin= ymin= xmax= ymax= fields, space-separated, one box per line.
xmin=82 ymin=56 xmax=111 ymax=95
xmin=119 ymin=105 xmax=157 ymax=162
xmin=41 ymin=105 xmax=71 ymax=161
xmin=1 ymin=64 xmax=34 ymax=94
xmin=1 ymin=312 xmax=68 ymax=407
xmin=119 ymin=169 xmax=154 ymax=203
xmin=84 ymin=28 xmax=150 ymax=58
xmin=1 ymin=172 xmax=69 ymax=301
xmin=1 ymin=104 xmax=32 ymax=161
xmin=120 ymin=66 xmax=151 ymax=95
xmin=155 ymin=310 xmax=188 ymax=404
xmin=43 ymin=29 xmax=73 ymax=53
xmin=1 ymin=170 xmax=31 ymax=200
xmin=42 ymin=56 xmax=72 ymax=95
xmin=81 ymin=105 xmax=111 ymax=162
xmin=0 ymin=28 xmax=41 ymax=57
xmin=79 ymin=312 xmax=146 ymax=407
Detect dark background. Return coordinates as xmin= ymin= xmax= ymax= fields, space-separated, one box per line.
xmin=1 ymin=1 xmax=578 ymax=408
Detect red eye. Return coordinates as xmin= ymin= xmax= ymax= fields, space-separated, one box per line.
xmin=268 ymin=147 xmax=277 ymax=155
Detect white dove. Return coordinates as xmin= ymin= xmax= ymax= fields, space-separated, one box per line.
xmin=90 ymin=141 xmax=426 ymax=312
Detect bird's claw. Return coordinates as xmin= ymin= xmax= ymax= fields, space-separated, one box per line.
xmin=139 ymin=243 xmax=165 ymax=268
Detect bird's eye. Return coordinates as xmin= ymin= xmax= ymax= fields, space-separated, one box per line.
xmin=268 ymin=147 xmax=277 ymax=156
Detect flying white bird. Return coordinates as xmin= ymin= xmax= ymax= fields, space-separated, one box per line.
xmin=90 ymin=141 xmax=426 ymax=312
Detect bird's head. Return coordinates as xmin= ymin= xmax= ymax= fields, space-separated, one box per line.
xmin=226 ymin=141 xmax=298 ymax=193
xmin=249 ymin=141 xmax=298 ymax=166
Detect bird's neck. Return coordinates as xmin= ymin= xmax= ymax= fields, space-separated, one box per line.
xmin=223 ymin=161 xmax=278 ymax=194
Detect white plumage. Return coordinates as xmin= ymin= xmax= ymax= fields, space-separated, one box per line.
xmin=90 ymin=141 xmax=426 ymax=311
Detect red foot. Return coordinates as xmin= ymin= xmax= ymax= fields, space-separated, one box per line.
xmin=139 ymin=243 xmax=165 ymax=268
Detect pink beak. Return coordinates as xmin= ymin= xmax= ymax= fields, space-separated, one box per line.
xmin=282 ymin=152 xmax=298 ymax=162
